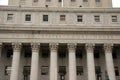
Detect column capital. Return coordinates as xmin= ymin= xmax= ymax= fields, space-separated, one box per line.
xmin=67 ymin=43 xmax=76 ymax=50
xmin=85 ymin=43 xmax=95 ymax=53
xmin=49 ymin=43 xmax=58 ymax=51
xmin=12 ymin=43 xmax=21 ymax=51
xmin=31 ymin=43 xmax=40 ymax=51
xmin=104 ymin=43 xmax=113 ymax=53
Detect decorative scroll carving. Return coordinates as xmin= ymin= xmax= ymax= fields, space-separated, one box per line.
xmin=49 ymin=43 xmax=58 ymax=51
xmin=85 ymin=43 xmax=95 ymax=53
xmin=12 ymin=43 xmax=21 ymax=51
xmin=104 ymin=44 xmax=113 ymax=53
xmin=31 ymin=43 xmax=40 ymax=51
xmin=67 ymin=43 xmax=76 ymax=50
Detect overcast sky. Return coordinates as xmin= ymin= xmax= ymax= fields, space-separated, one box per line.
xmin=0 ymin=0 xmax=120 ymax=7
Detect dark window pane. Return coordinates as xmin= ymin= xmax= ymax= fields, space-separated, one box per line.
xmin=43 ymin=15 xmax=48 ymax=21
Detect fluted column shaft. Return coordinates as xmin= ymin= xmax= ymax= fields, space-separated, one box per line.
xmin=50 ymin=43 xmax=58 ymax=80
xmin=86 ymin=44 xmax=96 ymax=80
xmin=10 ymin=43 xmax=21 ymax=80
xmin=104 ymin=44 xmax=116 ymax=80
xmin=68 ymin=43 xmax=76 ymax=80
xmin=30 ymin=43 xmax=40 ymax=80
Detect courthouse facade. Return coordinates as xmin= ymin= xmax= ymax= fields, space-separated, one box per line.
xmin=0 ymin=0 xmax=120 ymax=80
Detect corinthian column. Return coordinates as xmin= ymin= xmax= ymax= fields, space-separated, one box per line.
xmin=49 ymin=43 xmax=58 ymax=80
xmin=86 ymin=43 xmax=96 ymax=80
xmin=104 ymin=44 xmax=116 ymax=80
xmin=68 ymin=43 xmax=77 ymax=80
xmin=10 ymin=43 xmax=21 ymax=80
xmin=30 ymin=43 xmax=40 ymax=80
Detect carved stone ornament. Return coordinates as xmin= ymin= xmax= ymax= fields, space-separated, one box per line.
xmin=12 ymin=43 xmax=21 ymax=51
xmin=85 ymin=43 xmax=95 ymax=53
xmin=31 ymin=43 xmax=40 ymax=51
xmin=67 ymin=43 xmax=76 ymax=50
xmin=49 ymin=43 xmax=58 ymax=51
xmin=104 ymin=44 xmax=113 ymax=53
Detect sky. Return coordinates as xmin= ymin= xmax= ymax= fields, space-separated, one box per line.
xmin=0 ymin=0 xmax=120 ymax=7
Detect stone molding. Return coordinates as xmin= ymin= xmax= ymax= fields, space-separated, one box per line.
xmin=31 ymin=43 xmax=40 ymax=51
xmin=12 ymin=43 xmax=21 ymax=51
xmin=104 ymin=43 xmax=113 ymax=53
xmin=49 ymin=43 xmax=58 ymax=51
xmin=85 ymin=43 xmax=95 ymax=53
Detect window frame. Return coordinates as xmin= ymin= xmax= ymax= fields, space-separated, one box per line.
xmin=77 ymin=15 xmax=83 ymax=22
xmin=25 ymin=14 xmax=31 ymax=21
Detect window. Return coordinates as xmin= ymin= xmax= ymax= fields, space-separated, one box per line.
xmin=112 ymin=49 xmax=117 ymax=59
xmin=77 ymin=66 xmax=84 ymax=75
xmin=76 ymin=50 xmax=83 ymax=58
xmin=71 ymin=0 xmax=75 ymax=2
xmin=59 ymin=0 xmax=62 ymax=2
xmin=33 ymin=0 xmax=38 ymax=2
xmin=59 ymin=66 xmax=66 ymax=75
xmin=115 ymin=67 xmax=119 ymax=76
xmin=112 ymin=16 xmax=117 ymax=22
xmin=7 ymin=48 xmax=13 ymax=58
xmin=46 ymin=0 xmax=51 ymax=2
xmin=94 ymin=16 xmax=100 ymax=22
xmin=7 ymin=14 xmax=13 ymax=21
xmin=5 ymin=66 xmax=11 ymax=75
xmin=60 ymin=15 xmax=66 ymax=21
xmin=94 ymin=50 xmax=100 ymax=58
xmin=43 ymin=15 xmax=48 ymax=21
xmin=25 ymin=14 xmax=31 ymax=21
xmin=95 ymin=0 xmax=100 ymax=2
xmin=83 ymin=0 xmax=88 ymax=2
xmin=23 ymin=66 xmax=30 ymax=76
xmin=77 ymin=15 xmax=83 ymax=22
xmin=41 ymin=66 xmax=49 ymax=75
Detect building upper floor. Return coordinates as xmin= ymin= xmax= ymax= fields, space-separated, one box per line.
xmin=8 ymin=0 xmax=112 ymax=8
xmin=0 ymin=6 xmax=120 ymax=30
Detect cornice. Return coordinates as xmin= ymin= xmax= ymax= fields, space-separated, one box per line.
xmin=0 ymin=6 xmax=120 ymax=13
xmin=0 ymin=25 xmax=120 ymax=32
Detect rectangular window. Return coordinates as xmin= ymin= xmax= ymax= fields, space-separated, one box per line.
xmin=5 ymin=66 xmax=11 ymax=75
xmin=94 ymin=50 xmax=100 ymax=58
xmin=115 ymin=67 xmax=119 ymax=76
xmin=59 ymin=0 xmax=62 ymax=2
xmin=77 ymin=15 xmax=83 ymax=22
xmin=59 ymin=66 xmax=66 ymax=74
xmin=23 ymin=66 xmax=30 ymax=76
xmin=60 ymin=15 xmax=66 ymax=21
xmin=46 ymin=0 xmax=51 ymax=2
xmin=41 ymin=66 xmax=49 ymax=75
xmin=95 ymin=0 xmax=100 ymax=2
xmin=25 ymin=14 xmax=31 ymax=21
xmin=33 ymin=0 xmax=38 ymax=2
xmin=112 ymin=16 xmax=117 ymax=22
xmin=7 ymin=14 xmax=13 ymax=21
xmin=43 ymin=15 xmax=48 ymax=21
xmin=71 ymin=0 xmax=75 ymax=2
xmin=94 ymin=16 xmax=100 ymax=22
xmin=83 ymin=0 xmax=88 ymax=2
xmin=77 ymin=66 xmax=84 ymax=75
xmin=76 ymin=49 xmax=83 ymax=58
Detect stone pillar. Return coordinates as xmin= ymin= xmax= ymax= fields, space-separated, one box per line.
xmin=30 ymin=43 xmax=40 ymax=80
xmin=86 ymin=43 xmax=96 ymax=80
xmin=10 ymin=43 xmax=21 ymax=80
xmin=49 ymin=43 xmax=58 ymax=80
xmin=68 ymin=43 xmax=77 ymax=80
xmin=104 ymin=44 xmax=116 ymax=80
xmin=0 ymin=43 xmax=2 ymax=57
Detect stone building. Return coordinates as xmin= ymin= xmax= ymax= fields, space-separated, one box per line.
xmin=0 ymin=0 xmax=120 ymax=80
